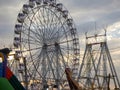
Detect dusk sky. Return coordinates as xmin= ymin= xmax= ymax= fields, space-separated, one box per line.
xmin=0 ymin=0 xmax=120 ymax=76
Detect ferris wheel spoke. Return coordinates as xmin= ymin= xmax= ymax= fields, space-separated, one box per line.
xmin=21 ymin=33 xmax=41 ymax=44
xmin=46 ymin=8 xmax=52 ymax=35
xmin=37 ymin=8 xmax=49 ymax=40
xmin=21 ymin=46 xmax=43 ymax=53
xmin=46 ymin=53 xmax=57 ymax=80
xmin=48 ymin=18 xmax=63 ymax=40
xmin=29 ymin=50 xmax=46 ymax=81
xmin=30 ymin=10 xmax=43 ymax=29
xmin=49 ymin=50 xmax=60 ymax=71
xmin=37 ymin=48 xmax=58 ymax=81
xmin=60 ymin=45 xmax=72 ymax=57
xmin=38 ymin=7 xmax=48 ymax=38
xmin=32 ymin=11 xmax=46 ymax=38
xmin=48 ymin=11 xmax=63 ymax=37
xmin=61 ymin=48 xmax=71 ymax=60
xmin=48 ymin=52 xmax=56 ymax=69
xmin=22 ymin=25 xmax=42 ymax=44
xmin=43 ymin=7 xmax=49 ymax=27
xmin=60 ymin=46 xmax=73 ymax=53
xmin=31 ymin=56 xmax=44 ymax=78
xmin=54 ymin=13 xmax=64 ymax=27
xmin=46 ymin=51 xmax=63 ymax=80
xmin=28 ymin=21 xmax=44 ymax=42
xmin=31 ymin=48 xmax=43 ymax=60
xmin=50 ymin=45 xmax=67 ymax=68
xmin=42 ymin=6 xmax=47 ymax=25
xmin=26 ymin=51 xmax=40 ymax=70
xmin=58 ymin=47 xmax=68 ymax=68
xmin=26 ymin=9 xmax=46 ymax=40
xmin=23 ymin=21 xmax=39 ymax=35
xmin=39 ymin=7 xmax=62 ymax=43
xmin=24 ymin=28 xmax=42 ymax=43
xmin=22 ymin=39 xmax=40 ymax=46
xmin=45 ymin=7 xmax=50 ymax=25
xmin=29 ymin=27 xmax=44 ymax=43
xmin=46 ymin=11 xmax=57 ymax=38
xmin=58 ymin=27 xmax=72 ymax=43
xmin=37 ymin=8 xmax=46 ymax=27
xmin=58 ymin=29 xmax=70 ymax=40
xmin=49 ymin=20 xmax=67 ymax=40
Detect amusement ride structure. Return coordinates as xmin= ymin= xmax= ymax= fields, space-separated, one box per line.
xmin=12 ymin=0 xmax=80 ymax=90
xmin=78 ymin=31 xmax=120 ymax=90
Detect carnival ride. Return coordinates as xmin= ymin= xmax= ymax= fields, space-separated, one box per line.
xmin=12 ymin=0 xmax=80 ymax=90
xmin=78 ymin=32 xmax=120 ymax=90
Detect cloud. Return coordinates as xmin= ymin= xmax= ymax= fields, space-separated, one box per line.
xmin=60 ymin=0 xmax=120 ymax=13
xmin=107 ymin=22 xmax=120 ymax=39
xmin=59 ymin=0 xmax=120 ymax=35
xmin=0 ymin=0 xmax=25 ymax=48
xmin=0 ymin=0 xmax=24 ymax=24
xmin=0 ymin=0 xmax=120 ymax=51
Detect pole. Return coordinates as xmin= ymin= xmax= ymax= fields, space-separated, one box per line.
xmin=23 ymin=57 xmax=28 ymax=90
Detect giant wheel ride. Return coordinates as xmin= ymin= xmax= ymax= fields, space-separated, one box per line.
xmin=13 ymin=0 xmax=80 ymax=90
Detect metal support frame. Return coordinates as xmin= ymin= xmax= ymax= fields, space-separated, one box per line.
xmin=78 ymin=33 xmax=120 ymax=89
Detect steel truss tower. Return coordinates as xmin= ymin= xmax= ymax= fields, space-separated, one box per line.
xmin=78 ymin=32 xmax=120 ymax=90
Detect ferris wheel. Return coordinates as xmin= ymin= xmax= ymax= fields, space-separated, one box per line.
xmin=13 ymin=0 xmax=80 ymax=89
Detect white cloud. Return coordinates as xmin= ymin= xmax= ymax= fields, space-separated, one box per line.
xmin=107 ymin=22 xmax=120 ymax=39
xmin=0 ymin=0 xmax=25 ymax=48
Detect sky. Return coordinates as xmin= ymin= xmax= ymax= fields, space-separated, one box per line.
xmin=1 ymin=0 xmax=120 ymax=47
xmin=0 ymin=0 xmax=120 ymax=78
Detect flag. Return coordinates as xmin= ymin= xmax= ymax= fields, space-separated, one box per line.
xmin=0 ymin=78 xmax=14 ymax=90
xmin=6 ymin=66 xmax=25 ymax=90
xmin=0 ymin=50 xmax=25 ymax=90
